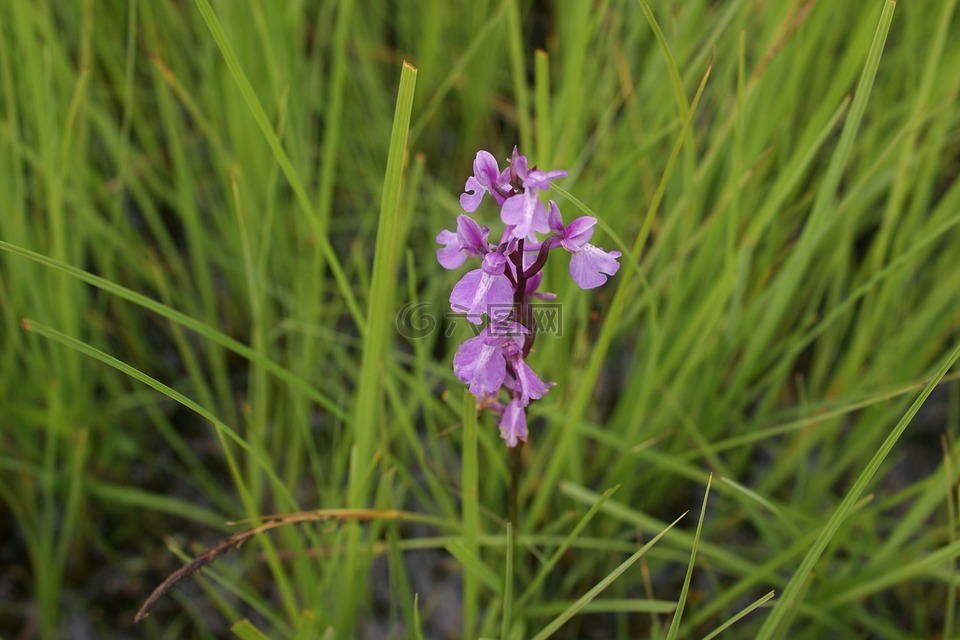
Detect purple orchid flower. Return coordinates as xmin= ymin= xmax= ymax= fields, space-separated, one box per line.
xmin=439 ymin=147 xmax=620 ymax=447
xmin=499 ymin=398 xmax=528 ymax=448
xmin=436 ymin=215 xmax=490 ymax=270
xmin=453 ymin=329 xmax=507 ymax=399
xmin=547 ymin=200 xmax=621 ymax=289
xmin=449 ymin=251 xmax=514 ymax=324
xmin=500 ymin=147 xmax=567 ymax=242
xmin=453 ymin=322 xmax=528 ymax=399
xmin=460 ymin=150 xmax=512 ymax=212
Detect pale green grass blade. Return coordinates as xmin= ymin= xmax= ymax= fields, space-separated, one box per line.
xmin=529 ymin=512 xmax=687 ymax=640
xmin=462 ymin=391 xmax=481 ymax=639
xmin=525 ymin=599 xmax=676 ymax=616
xmin=89 ymin=482 xmax=227 ymax=529
xmin=755 ymin=337 xmax=960 ymax=639
xmin=342 ymin=60 xmax=417 ymax=635
xmin=446 ymin=540 xmax=504 ymax=595
xmin=501 ymin=521 xmax=514 ymax=640
xmin=535 ymin=48 xmax=551 ymax=164
xmin=0 ymin=240 xmax=347 ymax=421
xmin=666 ymin=474 xmax=712 ymax=640
xmin=348 ymin=60 xmax=417 ymax=506
xmin=516 ymin=485 xmax=620 ymax=608
xmin=699 ymin=591 xmax=776 ymax=640
xmin=735 ymin=0 xmax=897 ymax=382
xmin=827 ymin=538 xmax=960 ymax=607
xmin=413 ymin=593 xmax=426 ymax=640
xmin=191 ymin=0 xmax=363 ymax=330
xmin=20 ymin=318 xmax=297 ymax=511
xmin=561 ymin=482 xmax=756 ymax=576
xmin=231 ymin=619 xmax=270 ymax=640
xmin=636 ymin=0 xmax=689 ymax=123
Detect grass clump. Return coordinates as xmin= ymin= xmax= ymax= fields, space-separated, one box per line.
xmin=2 ymin=0 xmax=960 ymax=638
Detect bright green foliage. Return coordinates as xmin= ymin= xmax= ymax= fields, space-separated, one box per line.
xmin=2 ymin=0 xmax=960 ymax=638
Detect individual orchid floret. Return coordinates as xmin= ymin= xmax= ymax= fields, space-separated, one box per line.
xmin=500 ymin=148 xmax=566 ymax=242
xmin=498 ymin=398 xmax=528 ymax=448
xmin=436 ymin=215 xmax=490 ymax=270
xmin=449 ymin=251 xmax=513 ymax=324
xmin=460 ymin=150 xmax=512 ymax=212
xmin=547 ymin=201 xmax=596 ymax=251
xmin=453 ymin=322 xmax=528 ymax=400
xmin=546 ymin=200 xmax=621 ymax=289
xmin=511 ymin=146 xmax=568 ymax=192
xmin=457 ymin=215 xmax=489 ymax=254
xmin=453 ymin=329 xmax=507 ymax=399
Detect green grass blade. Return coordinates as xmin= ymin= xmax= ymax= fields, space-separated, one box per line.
xmin=231 ymin=619 xmax=271 ymax=640
xmin=515 ymin=485 xmax=620 ymax=608
xmin=755 ymin=337 xmax=960 ymax=639
xmin=341 ymin=60 xmax=417 ymax=635
xmin=0 ymin=240 xmax=347 ymax=421
xmin=446 ymin=540 xmax=504 ymax=595
xmin=699 ymin=591 xmax=776 ymax=640
xmin=666 ymin=474 xmax=713 ymax=640
xmin=529 ymin=511 xmax=687 ymax=640
xmin=191 ymin=0 xmax=364 ymax=331
xmin=20 ymin=318 xmax=298 ymax=512
xmin=736 ymin=0 xmax=897 ymax=381
xmin=501 ymin=521 xmax=514 ymax=640
xmin=462 ymin=390 xmax=481 ymax=638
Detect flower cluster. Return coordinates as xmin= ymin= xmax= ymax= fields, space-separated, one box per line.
xmin=437 ymin=148 xmax=621 ymax=447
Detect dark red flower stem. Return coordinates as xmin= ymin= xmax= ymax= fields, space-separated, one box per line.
xmin=524 ymin=241 xmax=552 ymax=279
xmin=510 ymin=240 xmax=539 ymax=357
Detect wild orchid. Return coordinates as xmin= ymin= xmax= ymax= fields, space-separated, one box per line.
xmin=437 ymin=147 xmax=621 ymax=447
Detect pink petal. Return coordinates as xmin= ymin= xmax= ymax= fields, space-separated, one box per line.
xmin=449 ymin=269 xmax=514 ymax=324
xmin=511 ymin=357 xmax=550 ymax=406
xmin=547 ymin=200 xmax=564 ymax=233
xmin=457 ymin=215 xmax=486 ymax=254
xmin=454 ymin=335 xmax=506 ymax=398
xmin=498 ymin=398 xmax=528 ymax=447
xmin=436 ymin=229 xmax=465 ymax=269
xmin=569 ymin=243 xmax=621 ymax=289
xmin=473 ymin=150 xmax=501 ymax=188
xmin=460 ymin=176 xmax=484 ymax=212
xmin=561 ymin=216 xmax=596 ymax=252
xmin=501 ymin=192 xmax=546 ymax=241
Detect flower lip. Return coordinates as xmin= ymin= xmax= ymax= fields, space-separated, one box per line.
xmin=453 ymin=332 xmax=506 ymax=398
xmin=569 ymin=243 xmax=621 ymax=289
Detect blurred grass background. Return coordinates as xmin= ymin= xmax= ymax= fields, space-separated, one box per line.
xmin=2 ymin=0 xmax=960 ymax=638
